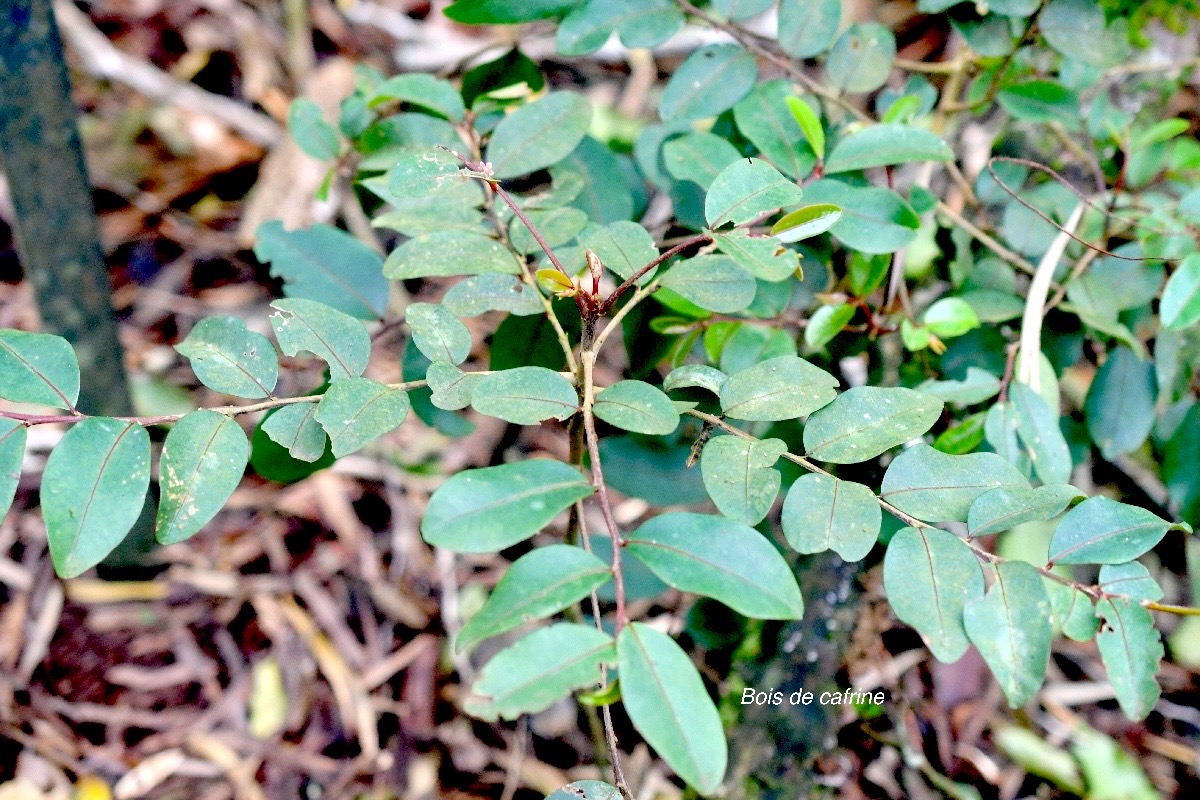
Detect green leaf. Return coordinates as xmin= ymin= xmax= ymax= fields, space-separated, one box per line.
xmin=422 ymin=459 xmax=594 ymax=552
xmin=884 ymin=526 xmax=984 ymax=662
xmin=578 ymin=221 xmax=659 ymax=283
xmin=384 ymin=231 xmax=520 ymax=279
xmin=1085 ymin=347 xmax=1157 ymax=460
xmin=660 ymin=255 xmax=757 ymax=313
xmin=1010 ymin=383 xmax=1072 ymax=485
xmin=801 ymin=180 xmax=919 ymax=254
xmin=713 ymin=0 xmax=773 ymax=20
xmin=782 ymin=473 xmax=881 ymax=561
xmin=465 ymin=624 xmax=615 ymax=720
xmin=1072 ymin=726 xmax=1160 ymax=800
xmin=1161 ymin=253 xmax=1200 ymax=331
xmin=704 ymin=158 xmax=804 ymax=228
xmin=175 ymin=316 xmax=279 ymax=400
xmin=777 ymin=0 xmax=840 ymax=59
xmin=1048 ymin=496 xmax=1186 ymax=566
xmin=1097 ymin=563 xmax=1163 ymax=603
xmin=457 ymin=545 xmax=611 ymax=653
xmin=314 ymin=378 xmax=410 ymax=457
xmin=1046 ymin=581 xmax=1099 ymax=642
xmin=824 ymin=23 xmax=896 ymax=94
xmin=985 ymin=401 xmax=1028 ymax=473
xmin=720 ymin=355 xmax=838 ymax=422
xmin=617 ymin=623 xmax=727 ymax=793
xmin=254 ymin=221 xmax=388 ymax=320
xmin=660 ymin=43 xmax=757 ymax=122
xmin=963 ymin=561 xmax=1052 ymax=707
xmin=0 ymin=330 xmax=80 ymax=409
xmin=556 ymin=0 xmax=683 ymax=56
xmin=405 ymin=303 xmax=473 ymax=365
xmin=700 ymin=435 xmax=786 ymax=525
xmin=933 ymin=412 xmax=986 ymax=455
xmin=545 ymin=782 xmax=621 ymax=800
xmin=593 ymin=380 xmax=679 ymax=435
xmin=370 ymin=74 xmax=465 ymax=120
xmin=43 ymin=419 xmax=150 ymax=578
xmin=1040 ymin=0 xmax=1129 ymax=67
xmin=260 ymin=402 xmax=327 ymax=462
xmin=385 ymin=149 xmax=480 ymax=202
xmin=994 ymin=726 xmax=1084 ymax=795
xmin=966 ymin=484 xmax=1084 ymax=537
xmin=802 ymin=386 xmax=943 ymax=464
xmin=509 ymin=207 xmax=588 ymax=255
xmin=487 ymin=92 xmax=592 ymax=179
xmin=804 ymin=303 xmax=855 ymax=350
xmin=824 ymin=124 xmax=953 ymax=173
xmin=270 ymin=298 xmax=371 ymax=380
xmin=917 ymin=367 xmax=1000 ymax=407
xmin=471 ymin=367 xmax=578 ymax=424
xmin=443 ymin=274 xmax=544 ymax=317
xmin=444 ymin=0 xmax=577 ymax=23
xmin=785 ymin=96 xmax=825 ymax=161
xmin=0 ymin=419 xmax=27 ymax=521
xmin=880 ymin=444 xmax=1028 ymax=523
xmin=714 ymin=230 xmax=800 ymax=282
xmin=923 ymin=297 xmax=980 ymax=338
xmin=1096 ymin=598 xmax=1162 ymax=721
xmin=771 ymin=204 xmax=842 ymax=243
xmin=997 ymin=81 xmax=1081 ymax=126
xmin=627 ymin=512 xmax=804 ymax=618
xmin=156 ymin=411 xmax=249 ymax=545
xmin=662 ymin=132 xmax=741 ymax=190
xmin=733 ymin=80 xmax=817 ymax=179
xmin=426 ymin=361 xmax=484 ymax=410
xmin=288 ymin=98 xmax=339 ymax=160
xmin=664 ymin=364 xmax=727 ymax=395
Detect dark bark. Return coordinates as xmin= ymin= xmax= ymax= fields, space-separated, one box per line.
xmin=0 ymin=0 xmax=131 ymax=416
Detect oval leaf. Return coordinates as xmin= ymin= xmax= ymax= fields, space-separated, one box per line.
xmin=771 ymin=203 xmax=842 ymax=243
xmin=617 ymin=623 xmax=727 ymax=794
xmin=824 ymin=23 xmax=896 ymax=94
xmin=465 ymin=624 xmax=615 ymax=720
xmin=720 ymin=355 xmax=839 ymax=422
xmin=704 ymin=158 xmax=805 ymax=228
xmin=880 ymin=444 xmax=1029 ymax=523
xmin=700 ymin=435 xmax=786 ymax=526
xmin=43 ymin=418 xmax=150 ymax=578
xmin=472 ymin=367 xmax=579 ymax=424
xmin=593 ymin=380 xmax=679 ymax=435
xmin=384 ymin=231 xmax=521 ymax=280
xmin=1048 ymin=496 xmax=1185 ymax=566
xmin=884 ymin=526 xmax=984 ymax=662
xmin=0 ymin=330 xmax=80 ymax=409
xmin=1084 ymin=347 xmax=1156 ymax=461
xmin=824 ymin=124 xmax=953 ymax=173
xmin=782 ymin=473 xmax=881 ymax=561
xmin=176 ymin=316 xmax=279 ymax=400
xmin=457 ymin=545 xmax=612 ymax=653
xmin=777 ymin=0 xmax=840 ymax=59
xmin=802 ymin=180 xmax=919 ymax=254
xmin=314 ymin=377 xmax=410 ymax=457
xmin=406 ymin=303 xmax=473 ymax=365
xmin=1161 ymin=253 xmax=1200 ymax=331
xmin=270 ymin=298 xmax=371 ymax=380
xmin=626 ymin=512 xmax=804 ymax=619
xmin=966 ymin=484 xmax=1084 ymax=538
xmin=660 ymin=43 xmax=757 ymax=122
xmin=1095 ymin=598 xmax=1163 ymax=721
xmin=260 ymin=402 xmax=327 ymax=462
xmin=422 ymin=459 xmax=594 ymax=552
xmin=660 ymin=255 xmax=757 ymax=313
xmin=156 ymin=411 xmax=249 ymax=545
xmin=487 ymin=92 xmax=593 ymax=179
xmin=803 ymin=386 xmax=943 ymax=464
xmin=1010 ymin=383 xmax=1072 ymax=485
xmin=963 ymin=561 xmax=1053 ymax=708
xmin=0 ymin=419 xmax=27 ymax=521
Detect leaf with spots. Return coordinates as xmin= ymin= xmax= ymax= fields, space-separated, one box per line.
xmin=270 ymin=298 xmax=371 ymax=380
xmin=880 ymin=445 xmax=1028 ymax=523
xmin=964 ymin=561 xmax=1053 ymax=707
xmin=261 ymin=403 xmax=327 ymax=462
xmin=782 ymin=473 xmax=881 ymax=561
xmin=802 ymin=386 xmax=943 ymax=464
xmin=700 ymin=435 xmax=786 ymax=526
xmin=175 ymin=316 xmax=279 ymax=400
xmin=314 ymin=378 xmax=410 ymax=457
xmin=156 ymin=411 xmax=249 ymax=545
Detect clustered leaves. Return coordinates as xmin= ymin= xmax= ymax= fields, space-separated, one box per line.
xmin=3 ymin=0 xmax=1200 ymax=797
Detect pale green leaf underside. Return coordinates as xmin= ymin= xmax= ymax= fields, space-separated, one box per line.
xmin=963 ymin=561 xmax=1053 ymax=708
xmin=1095 ymin=597 xmax=1163 ymax=721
